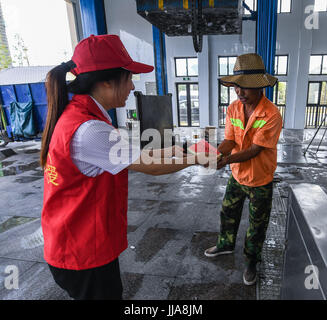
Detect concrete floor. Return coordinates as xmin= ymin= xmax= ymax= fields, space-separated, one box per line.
xmin=0 ymin=128 xmax=326 ymax=300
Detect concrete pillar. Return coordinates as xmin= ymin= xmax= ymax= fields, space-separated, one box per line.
xmin=284 ymin=0 xmax=312 ymax=129
xmin=198 ymin=35 xmax=210 ymax=127
xmin=65 ymin=1 xmax=80 ymax=48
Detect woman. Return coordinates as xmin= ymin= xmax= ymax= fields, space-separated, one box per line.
xmin=40 ymin=34 xmax=208 ymax=300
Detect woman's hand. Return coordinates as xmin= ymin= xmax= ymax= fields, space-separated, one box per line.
xmin=172 ymin=144 xmax=186 ymax=158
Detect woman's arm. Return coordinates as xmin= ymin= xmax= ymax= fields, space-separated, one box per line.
xmin=146 ymin=145 xmax=186 ymax=159
xmin=127 ymin=150 xmax=198 ymax=176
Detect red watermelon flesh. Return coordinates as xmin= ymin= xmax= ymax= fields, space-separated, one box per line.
xmin=188 ymin=139 xmax=221 ymax=156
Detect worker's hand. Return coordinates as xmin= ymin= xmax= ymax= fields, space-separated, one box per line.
xmin=200 ymin=153 xmax=223 ymax=169
xmin=216 ymin=155 xmax=228 ymax=170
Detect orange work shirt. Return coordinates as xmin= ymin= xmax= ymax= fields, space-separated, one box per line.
xmin=224 ymin=95 xmax=282 ymax=187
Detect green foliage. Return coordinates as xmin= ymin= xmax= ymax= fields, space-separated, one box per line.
xmin=0 ymin=34 xmax=12 ymax=70
xmin=12 ymin=33 xmax=30 ymax=66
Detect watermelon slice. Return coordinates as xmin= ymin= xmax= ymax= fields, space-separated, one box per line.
xmin=188 ymin=139 xmax=222 ymax=157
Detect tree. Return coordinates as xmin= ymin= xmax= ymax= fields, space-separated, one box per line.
xmin=12 ymin=33 xmax=30 ymax=66
xmin=0 ymin=34 xmax=12 ymax=70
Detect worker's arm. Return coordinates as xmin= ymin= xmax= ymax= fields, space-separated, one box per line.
xmin=217 ymin=139 xmax=236 ymax=156
xmin=217 ymin=143 xmax=264 ymax=169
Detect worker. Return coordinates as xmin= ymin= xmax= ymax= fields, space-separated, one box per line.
xmin=40 ymin=34 xmax=217 ymax=300
xmin=204 ymin=53 xmax=283 ymax=286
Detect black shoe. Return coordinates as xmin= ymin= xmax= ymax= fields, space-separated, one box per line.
xmin=243 ymin=261 xmax=257 ymax=286
xmin=204 ymin=246 xmax=234 ymax=258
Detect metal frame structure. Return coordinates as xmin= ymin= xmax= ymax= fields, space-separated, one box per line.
xmin=76 ymin=0 xmax=279 ymax=123
xmin=305 ymin=81 xmax=327 ymax=128
xmin=274 ymin=54 xmax=289 ymax=76
xmin=78 ymin=0 xmax=117 ymax=127
xmin=175 ymin=82 xmax=199 ymax=127
xmin=174 ymin=57 xmax=198 ymax=78
xmin=272 ymin=81 xmax=287 ymax=126
xmin=152 ymin=26 xmax=168 ymax=96
xmin=256 ymin=0 xmax=278 ymax=102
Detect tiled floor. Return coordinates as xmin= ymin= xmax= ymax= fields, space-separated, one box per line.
xmin=0 ymin=128 xmax=326 ymax=300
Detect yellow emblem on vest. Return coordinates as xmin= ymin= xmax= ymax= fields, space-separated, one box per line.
xmin=45 ymin=154 xmax=59 ymax=186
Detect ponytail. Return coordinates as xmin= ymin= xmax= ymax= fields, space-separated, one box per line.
xmin=40 ymin=62 xmax=130 ymax=169
xmin=40 ymin=60 xmax=75 ymax=169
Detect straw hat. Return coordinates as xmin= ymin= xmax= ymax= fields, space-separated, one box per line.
xmin=219 ymin=53 xmax=278 ymax=89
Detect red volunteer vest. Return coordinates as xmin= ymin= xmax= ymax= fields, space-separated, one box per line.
xmin=41 ymin=94 xmax=128 ymax=270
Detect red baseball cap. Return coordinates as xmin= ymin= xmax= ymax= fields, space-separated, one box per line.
xmin=70 ymin=34 xmax=154 ymax=75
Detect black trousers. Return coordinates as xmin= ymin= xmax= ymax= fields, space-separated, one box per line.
xmin=48 ymin=258 xmax=123 ymax=300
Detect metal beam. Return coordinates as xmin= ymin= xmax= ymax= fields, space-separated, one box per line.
xmin=152 ymin=25 xmax=168 ymax=96
xmin=256 ymin=0 xmax=277 ymax=101
xmin=79 ymin=0 xmax=107 ymax=38
xmin=78 ymin=0 xmax=118 ymax=128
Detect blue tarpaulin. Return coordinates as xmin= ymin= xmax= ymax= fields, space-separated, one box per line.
xmin=9 ymin=101 xmax=37 ymax=138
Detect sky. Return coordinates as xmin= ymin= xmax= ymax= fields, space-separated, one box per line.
xmin=1 ymin=0 xmax=73 ymax=66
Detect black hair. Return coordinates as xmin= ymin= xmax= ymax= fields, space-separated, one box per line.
xmin=40 ymin=63 xmax=131 ymax=168
xmin=68 ymin=68 xmax=131 ymax=94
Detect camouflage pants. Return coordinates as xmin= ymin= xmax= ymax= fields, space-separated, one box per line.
xmin=217 ymin=175 xmax=273 ymax=264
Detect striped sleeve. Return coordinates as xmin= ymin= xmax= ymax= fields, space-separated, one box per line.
xmin=253 ymin=113 xmax=283 ymax=149
xmin=224 ymin=104 xmax=235 ymax=141
xmin=70 ymin=120 xmax=141 ymax=177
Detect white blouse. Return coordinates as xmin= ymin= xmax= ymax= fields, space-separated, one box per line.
xmin=70 ymin=96 xmax=140 ymax=177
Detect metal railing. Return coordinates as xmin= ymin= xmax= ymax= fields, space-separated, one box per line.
xmin=305 ymin=105 xmax=327 ymax=128
xmin=218 ymin=104 xmax=228 ymax=127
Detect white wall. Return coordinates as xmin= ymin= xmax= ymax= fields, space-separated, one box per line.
xmin=104 ymin=0 xmax=155 ymax=127
xmin=277 ymin=0 xmax=327 ymax=129
xmin=104 ymin=0 xmax=327 ymax=129
xmin=165 ymin=35 xmax=195 ymax=126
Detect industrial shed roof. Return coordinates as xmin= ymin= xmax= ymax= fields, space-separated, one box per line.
xmin=0 ymin=66 xmax=54 ymax=85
